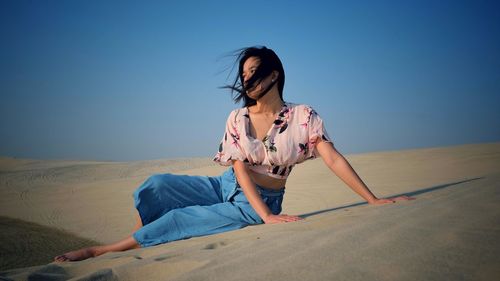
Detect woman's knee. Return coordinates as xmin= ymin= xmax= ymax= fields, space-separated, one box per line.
xmin=146 ymin=174 xmax=170 ymax=187
xmin=138 ymin=173 xmax=177 ymax=193
xmin=134 ymin=174 xmax=169 ymax=202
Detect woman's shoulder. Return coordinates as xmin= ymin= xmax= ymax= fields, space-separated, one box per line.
xmin=231 ymin=107 xmax=247 ymax=116
xmin=225 ymin=107 xmax=247 ymax=123
xmin=286 ymin=102 xmax=317 ymax=114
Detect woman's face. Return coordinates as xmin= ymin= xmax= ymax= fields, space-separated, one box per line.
xmin=242 ymin=56 xmax=275 ymax=100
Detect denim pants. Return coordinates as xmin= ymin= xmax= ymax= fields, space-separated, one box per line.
xmin=132 ymin=167 xmax=285 ymax=247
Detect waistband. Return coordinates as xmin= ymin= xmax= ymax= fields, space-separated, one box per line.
xmin=255 ymin=184 xmax=285 ymax=197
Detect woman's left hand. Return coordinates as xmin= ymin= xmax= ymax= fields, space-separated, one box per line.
xmin=263 ymin=214 xmax=303 ymax=224
xmin=368 ymin=195 xmax=415 ymax=205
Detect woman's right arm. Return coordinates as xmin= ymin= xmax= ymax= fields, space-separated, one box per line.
xmin=232 ymin=160 xmax=302 ymax=224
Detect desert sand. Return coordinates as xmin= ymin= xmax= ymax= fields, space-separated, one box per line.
xmin=0 ymin=142 xmax=499 ymax=280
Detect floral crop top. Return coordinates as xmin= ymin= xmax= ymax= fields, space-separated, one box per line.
xmin=213 ymin=102 xmax=333 ymax=179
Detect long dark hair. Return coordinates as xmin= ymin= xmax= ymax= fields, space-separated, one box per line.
xmin=219 ymin=46 xmax=285 ymax=107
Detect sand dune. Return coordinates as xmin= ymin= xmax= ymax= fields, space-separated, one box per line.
xmin=0 ymin=142 xmax=499 ymax=280
xmin=0 ymin=216 xmax=100 ymax=271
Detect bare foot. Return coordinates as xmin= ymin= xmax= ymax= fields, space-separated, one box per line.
xmin=54 ymin=247 xmax=97 ymax=262
xmin=54 ymin=236 xmax=139 ymax=262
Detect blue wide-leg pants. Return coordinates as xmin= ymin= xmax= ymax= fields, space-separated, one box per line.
xmin=132 ymin=167 xmax=285 ymax=247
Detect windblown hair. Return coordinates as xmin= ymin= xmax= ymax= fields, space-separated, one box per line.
xmin=219 ymin=46 xmax=285 ymax=107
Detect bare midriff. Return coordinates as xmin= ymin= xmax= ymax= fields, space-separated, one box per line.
xmin=248 ymin=169 xmax=287 ymax=190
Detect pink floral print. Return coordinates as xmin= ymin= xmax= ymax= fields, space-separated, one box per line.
xmin=213 ymin=102 xmax=332 ymax=179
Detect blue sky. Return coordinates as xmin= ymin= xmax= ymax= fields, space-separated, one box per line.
xmin=1 ymin=0 xmax=499 ymax=161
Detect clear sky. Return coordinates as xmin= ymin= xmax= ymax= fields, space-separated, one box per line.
xmin=1 ymin=0 xmax=499 ymax=161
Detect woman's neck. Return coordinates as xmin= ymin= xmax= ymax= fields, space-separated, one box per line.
xmin=249 ymin=90 xmax=284 ymax=114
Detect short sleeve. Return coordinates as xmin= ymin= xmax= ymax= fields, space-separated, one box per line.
xmin=213 ymin=110 xmax=247 ymax=166
xmin=305 ymin=107 xmax=333 ymax=159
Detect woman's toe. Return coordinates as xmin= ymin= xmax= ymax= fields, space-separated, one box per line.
xmin=54 ymin=255 xmax=68 ymax=262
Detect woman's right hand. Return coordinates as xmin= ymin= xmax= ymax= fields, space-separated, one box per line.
xmin=263 ymin=214 xmax=303 ymax=224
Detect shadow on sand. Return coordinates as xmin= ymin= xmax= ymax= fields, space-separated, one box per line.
xmin=299 ymin=177 xmax=483 ymax=218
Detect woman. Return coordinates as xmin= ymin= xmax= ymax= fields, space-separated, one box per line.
xmin=55 ymin=46 xmax=413 ymax=262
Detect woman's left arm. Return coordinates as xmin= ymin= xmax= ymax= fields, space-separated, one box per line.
xmin=315 ymin=141 xmax=414 ymax=204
